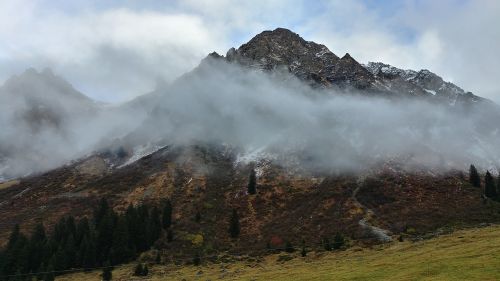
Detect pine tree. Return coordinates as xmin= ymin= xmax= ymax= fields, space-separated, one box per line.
xmin=96 ymin=210 xmax=116 ymax=265
xmin=155 ymin=252 xmax=161 ymax=264
xmin=497 ymin=174 xmax=500 ymax=201
xmin=65 ymin=216 xmax=76 ymax=239
xmin=110 ymin=217 xmax=133 ymax=265
xmin=102 ymin=261 xmax=113 ymax=281
xmin=162 ymin=200 xmax=172 ymax=229
xmin=94 ymin=198 xmax=110 ymax=227
xmin=323 ymin=238 xmax=332 ymax=251
xmin=485 ymin=171 xmax=497 ymax=198
xmin=247 ymin=168 xmax=257 ymax=195
xmin=125 ymin=204 xmax=141 ymax=255
xmin=167 ymin=229 xmax=174 ymax=242
xmin=133 ymin=263 xmax=144 ymax=276
xmin=229 ymin=209 xmax=240 ymax=238
xmin=333 ymin=233 xmax=345 ymax=250
xmin=193 ymin=252 xmax=201 ymax=266
xmin=80 ymin=234 xmax=97 ymax=270
xmin=75 ymin=217 xmax=90 ymax=246
xmin=64 ymin=234 xmax=77 ymax=269
xmin=285 ymin=241 xmax=294 ymax=253
xmin=52 ymin=217 xmax=67 ymax=243
xmin=6 ymin=231 xmax=28 ymax=276
xmin=469 ymin=164 xmax=481 ymax=187
xmin=43 ymin=260 xmax=55 ymax=281
xmin=28 ymin=223 xmax=47 ymax=272
xmin=147 ymin=206 xmax=162 ymax=248
xmin=7 ymin=224 xmax=21 ymax=250
xmin=135 ymin=205 xmax=149 ymax=252
xmin=300 ymin=239 xmax=307 ymax=257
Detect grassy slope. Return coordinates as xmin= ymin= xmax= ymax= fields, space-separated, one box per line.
xmin=58 ymin=224 xmax=500 ymax=281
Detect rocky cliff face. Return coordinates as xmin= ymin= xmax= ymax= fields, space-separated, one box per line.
xmin=224 ymin=28 xmax=376 ymax=90
xmin=215 ymin=28 xmax=488 ymax=104
xmin=364 ymin=62 xmax=486 ymax=106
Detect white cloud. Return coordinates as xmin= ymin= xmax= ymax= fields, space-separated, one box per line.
xmin=0 ymin=0 xmax=499 ymax=102
xmin=299 ymin=0 xmax=500 ymax=102
xmin=0 ymin=3 xmax=227 ymax=102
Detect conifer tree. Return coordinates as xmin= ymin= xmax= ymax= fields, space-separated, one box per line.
xmin=94 ymin=198 xmax=110 ymax=227
xmin=7 ymin=224 xmax=21 ymax=250
xmin=300 ymin=239 xmax=307 ymax=257
xmin=497 ymin=174 xmax=500 ymax=201
xmin=75 ymin=217 xmax=90 ymax=246
xmin=147 ymin=206 xmax=162 ymax=247
xmin=485 ymin=171 xmax=497 ymax=198
xmin=247 ymin=168 xmax=257 ymax=195
xmin=195 ymin=211 xmax=201 ymax=223
xmin=65 ymin=216 xmax=76 ymax=239
xmin=28 ymin=223 xmax=47 ymax=272
xmin=43 ymin=261 xmax=55 ymax=281
xmin=80 ymin=234 xmax=96 ymax=270
xmin=135 ymin=205 xmax=149 ymax=252
xmin=323 ymin=238 xmax=332 ymax=251
xmin=7 ymin=231 xmax=28 ymax=275
xmin=133 ymin=263 xmax=144 ymax=276
xmin=469 ymin=164 xmax=481 ymax=187
xmin=162 ymin=200 xmax=172 ymax=229
xmin=193 ymin=252 xmax=201 ymax=266
xmin=125 ymin=204 xmax=138 ymax=249
xmin=110 ymin=217 xmax=133 ymax=265
xmin=229 ymin=209 xmax=240 ymax=238
xmin=285 ymin=241 xmax=294 ymax=253
xmin=155 ymin=252 xmax=161 ymax=264
xmin=333 ymin=233 xmax=345 ymax=250
xmin=102 ymin=261 xmax=113 ymax=281
xmin=167 ymin=229 xmax=174 ymax=242
xmin=65 ymin=234 xmax=77 ymax=269
xmin=301 ymin=245 xmax=307 ymax=257
xmin=97 ymin=210 xmax=116 ymax=265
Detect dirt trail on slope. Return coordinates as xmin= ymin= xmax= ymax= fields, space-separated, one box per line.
xmin=352 ymin=175 xmax=392 ymax=242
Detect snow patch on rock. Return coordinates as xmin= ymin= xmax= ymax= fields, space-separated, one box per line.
xmin=118 ymin=143 xmax=166 ymax=168
xmin=424 ymin=89 xmax=437 ymax=95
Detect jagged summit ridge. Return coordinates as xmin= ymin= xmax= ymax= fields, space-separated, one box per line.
xmin=363 ymin=62 xmax=482 ymax=105
xmin=225 ymin=28 xmax=350 ymax=86
xmin=205 ymin=27 xmax=487 ymax=104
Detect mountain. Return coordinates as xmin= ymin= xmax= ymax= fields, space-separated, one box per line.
xmin=0 ymin=28 xmax=500 ymax=276
xmin=220 ymin=28 xmax=489 ymax=105
xmin=0 ymin=68 xmax=97 ymax=130
xmin=0 ymin=68 xmax=148 ymax=181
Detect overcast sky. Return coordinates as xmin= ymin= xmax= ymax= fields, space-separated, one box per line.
xmin=0 ymin=0 xmax=498 ymax=103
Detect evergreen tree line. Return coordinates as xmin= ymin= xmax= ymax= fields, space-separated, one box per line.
xmin=470 ymin=164 xmax=500 ymax=201
xmin=0 ymin=198 xmax=173 ymax=280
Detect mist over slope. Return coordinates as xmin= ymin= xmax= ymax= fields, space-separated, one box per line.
xmin=0 ymin=28 xmax=499 ymax=180
xmin=125 ymin=56 xmax=500 ymax=173
xmin=0 ymin=69 xmax=148 ymax=180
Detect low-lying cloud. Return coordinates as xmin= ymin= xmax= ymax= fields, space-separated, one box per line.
xmin=135 ymin=59 xmax=500 ymax=173
xmin=1 ymin=59 xmax=499 ymax=180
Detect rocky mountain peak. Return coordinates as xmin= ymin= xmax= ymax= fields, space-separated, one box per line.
xmin=2 ymin=67 xmax=92 ymax=104
xmin=225 ymin=28 xmax=340 ymax=84
xmin=203 ymin=28 xmax=490 ymax=103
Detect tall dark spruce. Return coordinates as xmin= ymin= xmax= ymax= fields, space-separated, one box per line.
xmin=229 ymin=209 xmax=241 ymax=238
xmin=484 ymin=171 xmax=497 ymax=199
xmin=469 ymin=164 xmax=481 ymax=188
xmin=247 ymin=168 xmax=257 ymax=195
